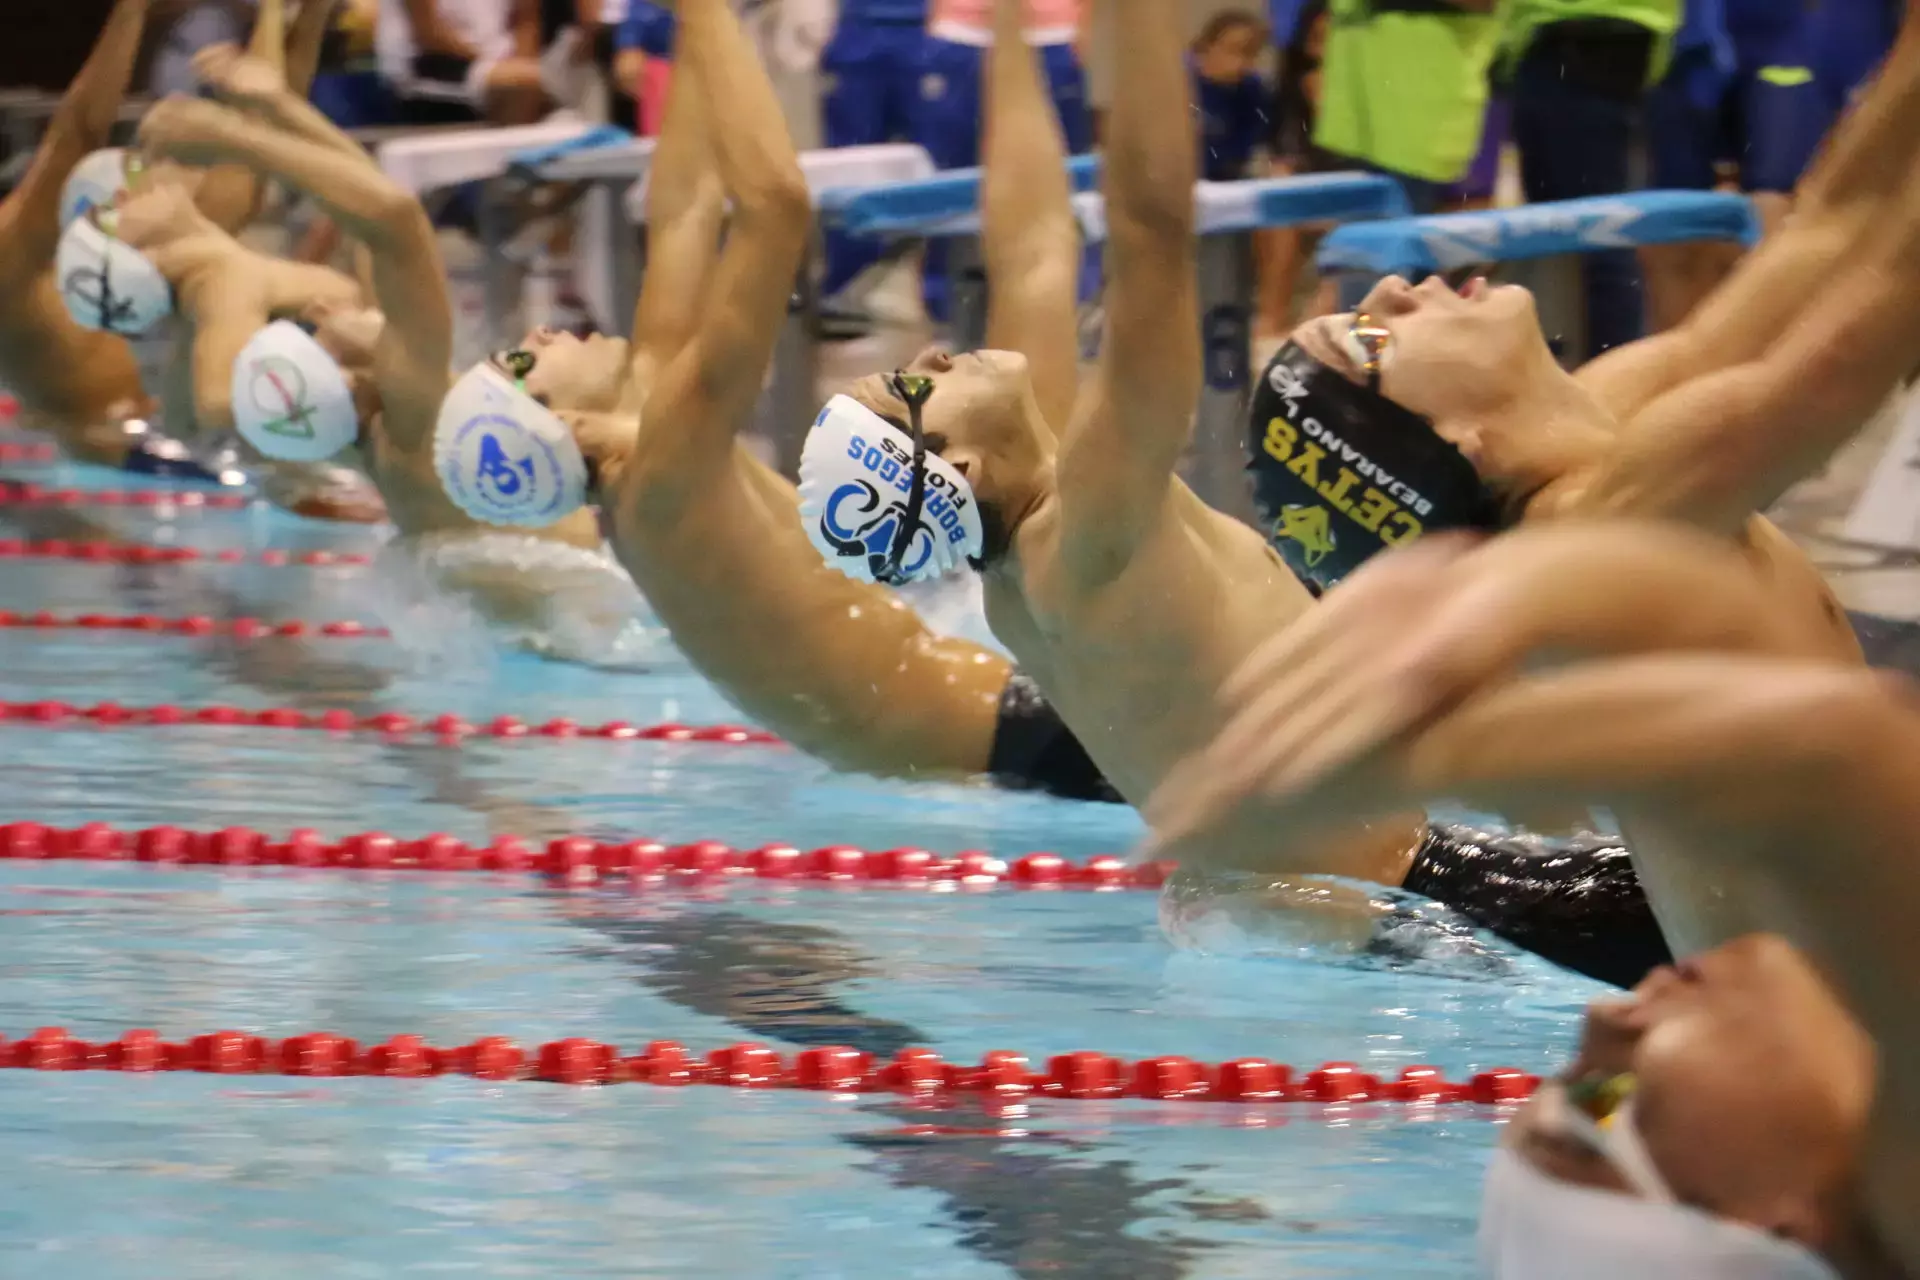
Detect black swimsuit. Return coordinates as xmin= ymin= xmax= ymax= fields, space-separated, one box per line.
xmin=987 ymin=672 xmax=1670 ymax=986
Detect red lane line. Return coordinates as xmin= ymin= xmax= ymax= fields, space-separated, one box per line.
xmin=0 ymin=483 xmax=250 ymax=510
xmin=0 ymin=820 xmax=1156 ymax=891
xmin=0 ymin=612 xmax=384 ymax=639
xmin=0 ymin=539 xmax=372 ymax=567
xmin=0 ymin=443 xmax=56 ymax=464
xmin=0 ymin=700 xmax=782 ymax=746
xmin=0 ymin=1025 xmax=1541 ymax=1104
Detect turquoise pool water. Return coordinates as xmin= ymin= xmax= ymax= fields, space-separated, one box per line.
xmin=0 ymin=449 xmax=1604 ymax=1279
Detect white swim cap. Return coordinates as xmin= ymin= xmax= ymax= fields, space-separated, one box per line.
xmin=797 ymin=392 xmax=984 ymax=585
xmin=231 ymin=321 xmax=360 ymax=462
xmin=59 ymin=148 xmax=130 ymax=229
xmin=433 ymin=362 xmax=588 ymax=527
xmin=55 ymin=212 xmax=173 ymax=337
xmin=1479 ymin=1093 xmax=1838 ymax=1280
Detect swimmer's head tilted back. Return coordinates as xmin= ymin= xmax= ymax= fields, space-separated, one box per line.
xmin=434 ymin=351 xmax=589 ymax=528
xmin=231 ymin=322 xmax=361 ymax=463
xmin=799 ymin=380 xmax=986 ymax=585
xmin=1248 ymin=329 xmax=1503 ymax=594
xmin=59 ymin=148 xmax=134 ymax=230
xmin=54 ymin=206 xmax=173 ymax=338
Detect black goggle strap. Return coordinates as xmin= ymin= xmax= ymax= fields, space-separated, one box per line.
xmin=500 ymin=348 xmax=536 ymax=392
xmin=94 ymin=207 xmax=118 ymax=333
xmin=880 ymin=371 xmax=936 ymax=584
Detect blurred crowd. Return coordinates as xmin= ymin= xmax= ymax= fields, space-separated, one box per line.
xmin=130 ymin=0 xmax=1905 ymax=349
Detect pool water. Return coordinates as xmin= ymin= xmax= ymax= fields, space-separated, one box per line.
xmin=0 ymin=452 xmax=1605 ymax=1279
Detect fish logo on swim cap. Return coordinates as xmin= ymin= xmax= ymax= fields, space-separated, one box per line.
xmin=432 ymin=363 xmax=588 ymax=528
xmin=55 ymin=209 xmax=173 ymax=337
xmin=59 ymin=148 xmax=132 ymax=230
xmin=797 ymin=394 xmax=983 ymax=585
xmin=1272 ymin=503 xmax=1335 ymax=567
xmin=232 ymin=321 xmax=360 ymax=462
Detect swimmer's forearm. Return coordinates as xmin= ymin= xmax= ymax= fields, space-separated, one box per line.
xmin=1100 ymin=0 xmax=1194 ymax=246
xmin=1067 ymin=0 xmax=1198 ymax=501
xmin=982 ymin=0 xmax=1081 ymax=429
xmin=679 ymin=0 xmax=808 ymax=224
xmin=631 ymin=37 xmax=726 ymax=368
xmin=49 ymin=0 xmax=150 ymax=152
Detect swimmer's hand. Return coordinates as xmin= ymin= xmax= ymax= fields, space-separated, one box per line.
xmin=192 ymin=42 xmax=289 ymax=104
xmin=1138 ymin=522 xmax=1835 ymax=863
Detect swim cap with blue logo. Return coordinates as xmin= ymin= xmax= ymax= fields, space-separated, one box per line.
xmin=232 ymin=321 xmax=359 ymax=463
xmin=798 ymin=393 xmax=984 ymax=585
xmin=59 ymin=148 xmax=132 ymax=230
xmin=433 ymin=362 xmax=588 ymax=527
xmin=1247 ymin=339 xmax=1502 ymax=596
xmin=55 ymin=209 xmax=173 ymax=337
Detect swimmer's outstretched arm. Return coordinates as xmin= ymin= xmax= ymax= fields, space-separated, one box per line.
xmin=1141 ymin=522 xmax=1850 ymax=876
xmin=138 ymin=98 xmax=451 ymax=445
xmin=980 ymin=0 xmax=1081 ymax=430
xmin=0 ymin=0 xmax=151 ymax=277
xmin=612 ymin=0 xmax=810 ymax=513
xmin=192 ymin=0 xmax=342 ymax=234
xmin=1051 ymin=0 xmax=1199 ymax=578
xmin=1576 ymin=3 xmax=1920 ymax=419
xmin=627 ymin=34 xmax=727 ymax=381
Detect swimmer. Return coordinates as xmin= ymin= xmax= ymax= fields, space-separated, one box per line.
xmin=0 ymin=0 xmax=342 ymax=481
xmin=135 ymin=46 xmax=632 ymax=645
xmin=1142 ymin=523 xmax=1920 ymax=1277
xmin=425 ymin=0 xmax=1116 ymax=794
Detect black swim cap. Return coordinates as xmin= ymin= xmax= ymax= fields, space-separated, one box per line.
xmin=1246 ymin=340 xmax=1502 ymax=594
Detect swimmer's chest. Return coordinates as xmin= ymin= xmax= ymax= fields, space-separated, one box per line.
xmin=991 ymin=500 xmax=1311 ymax=787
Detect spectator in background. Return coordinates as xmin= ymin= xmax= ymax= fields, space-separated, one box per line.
xmin=1255 ymin=0 xmax=1331 ymax=334
xmin=912 ymin=0 xmax=1094 ymax=325
xmin=1641 ymin=0 xmax=1898 ymax=332
xmin=1310 ymin=0 xmax=1502 ymax=307
xmin=1505 ymin=0 xmax=1677 ymax=356
xmin=815 ymin=0 xmax=935 ymax=318
xmin=1190 ymin=10 xmax=1270 ymax=182
xmin=613 ymin=0 xmax=675 ymax=132
xmin=375 ymin=0 xmax=550 ymax=124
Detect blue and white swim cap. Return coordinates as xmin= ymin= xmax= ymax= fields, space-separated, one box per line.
xmin=232 ymin=322 xmax=360 ymax=462
xmin=55 ymin=209 xmax=173 ymax=337
xmin=432 ymin=362 xmax=588 ymax=528
xmin=59 ymin=148 xmax=132 ymax=229
xmin=798 ymin=394 xmax=983 ymax=585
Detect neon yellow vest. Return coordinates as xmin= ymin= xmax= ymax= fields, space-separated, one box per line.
xmin=1312 ymin=0 xmax=1505 ymax=185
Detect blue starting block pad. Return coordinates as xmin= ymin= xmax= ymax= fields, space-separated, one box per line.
xmin=819 ymin=154 xmax=1102 ymax=237
xmin=823 ymin=168 xmax=1409 ymax=241
xmin=1318 ymin=191 xmax=1760 ymax=276
xmin=506 ymin=125 xmax=653 ymax=183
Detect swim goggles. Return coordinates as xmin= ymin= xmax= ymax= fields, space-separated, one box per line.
xmin=1346 ymin=312 xmax=1393 ymax=392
